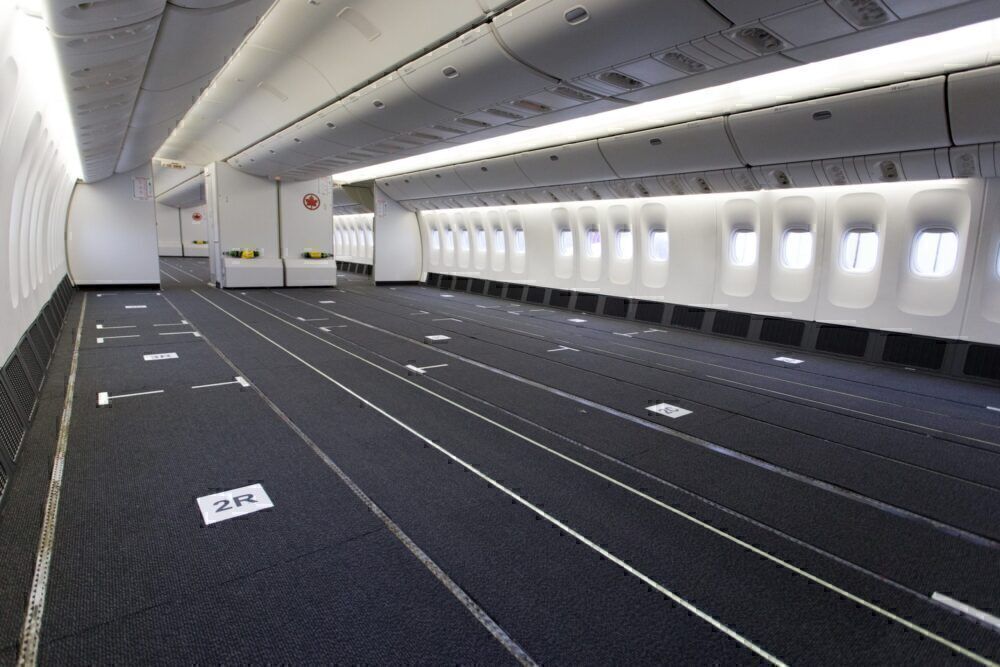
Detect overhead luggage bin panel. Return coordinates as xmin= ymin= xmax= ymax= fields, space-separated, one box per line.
xmin=379 ymin=174 xmax=437 ymax=201
xmin=343 ymin=75 xmax=457 ymax=135
xmin=399 ymin=26 xmax=556 ymax=115
xmin=43 ymin=0 xmax=165 ymax=35
xmin=251 ymin=0 xmax=486 ymax=95
xmin=728 ymin=76 xmax=950 ymax=166
xmin=515 ymin=140 xmax=618 ymax=187
xmin=492 ymin=0 xmax=729 ymax=82
xmin=419 ymin=166 xmax=474 ymax=197
xmin=598 ymin=117 xmax=743 ymax=179
xmin=948 ymin=64 xmax=1000 ymax=145
xmin=455 ymin=156 xmax=533 ymax=192
xmin=705 ymin=0 xmax=813 ymax=24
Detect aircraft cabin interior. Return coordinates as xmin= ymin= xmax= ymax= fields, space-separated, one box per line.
xmin=3 ymin=0 xmax=1000 ymax=664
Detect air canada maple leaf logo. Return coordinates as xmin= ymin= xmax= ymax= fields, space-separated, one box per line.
xmin=303 ymin=193 xmax=320 ymax=210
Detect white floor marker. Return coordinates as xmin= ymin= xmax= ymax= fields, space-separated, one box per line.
xmin=441 ymin=294 xmax=454 ymax=298
xmin=197 ymin=483 xmax=273 ymax=525
xmin=191 ymin=376 xmax=250 ymax=390
xmin=96 ymin=335 xmax=140 ymax=344
xmin=932 ymin=592 xmax=1000 ymax=631
xmin=159 ymin=331 xmax=201 ymax=337
xmin=774 ymin=356 xmax=804 ymax=365
xmin=425 ymin=334 xmax=451 ymax=343
xmin=433 ymin=317 xmax=462 ymax=322
xmin=319 ymin=300 xmax=336 ymax=304
xmin=97 ymin=389 xmax=164 ymax=406
xmin=547 ymin=345 xmax=579 ymax=353
xmin=319 ymin=325 xmax=348 ymax=332
xmin=153 ymin=321 xmax=188 ymax=327
xmin=95 ymin=324 xmax=135 ymax=330
xmin=296 ymin=316 xmax=327 ymax=322
xmin=405 ymin=363 xmax=449 ymax=374
xmin=986 ymin=406 xmax=1000 ymax=413
xmin=125 ymin=305 xmax=147 ymax=309
xmin=568 ymin=318 xmax=587 ymax=323
xmin=143 ymin=352 xmax=178 ymax=361
xmin=646 ymin=403 xmax=693 ymax=419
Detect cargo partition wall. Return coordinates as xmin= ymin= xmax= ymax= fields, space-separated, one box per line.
xmin=205 ymin=161 xmax=283 ymax=288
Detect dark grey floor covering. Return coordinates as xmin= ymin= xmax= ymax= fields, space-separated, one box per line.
xmin=3 ymin=257 xmax=997 ymax=664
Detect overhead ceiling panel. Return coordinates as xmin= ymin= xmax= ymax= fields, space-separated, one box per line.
xmin=43 ymin=0 xmax=166 ymax=35
xmin=249 ymin=0 xmax=487 ymax=93
xmin=492 ymin=0 xmax=730 ymax=82
xmin=342 ymin=74 xmax=457 ymax=135
xmin=399 ymin=26 xmax=556 ymax=114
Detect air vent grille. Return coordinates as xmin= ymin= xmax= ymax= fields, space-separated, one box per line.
xmin=550 ymin=86 xmax=596 ymax=102
xmin=596 ymin=71 xmax=644 ymax=91
xmin=829 ymin=0 xmax=893 ymax=28
xmin=0 ymin=380 xmax=24 ymax=462
xmin=658 ymin=51 xmax=709 ymax=74
xmin=513 ymin=99 xmax=552 ymax=113
xmin=5 ymin=358 xmax=35 ymax=418
xmin=486 ymin=108 xmax=524 ymax=120
xmin=725 ymin=25 xmax=788 ymax=55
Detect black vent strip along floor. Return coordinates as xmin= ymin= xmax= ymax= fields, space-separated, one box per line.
xmin=393 ymin=282 xmax=1000 ymax=415
xmin=12 ymin=291 xmax=523 ymax=664
xmin=261 ymin=287 xmax=1000 ymax=541
xmin=176 ymin=285 xmax=1000 ymax=663
xmin=243 ymin=287 xmax=1000 ymax=610
xmin=360 ymin=283 xmax=1000 ymax=426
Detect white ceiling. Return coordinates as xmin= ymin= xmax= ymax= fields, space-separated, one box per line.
xmin=43 ymin=0 xmax=274 ymax=182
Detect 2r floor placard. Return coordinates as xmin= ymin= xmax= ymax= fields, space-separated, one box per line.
xmin=196 ymin=483 xmax=274 ymax=525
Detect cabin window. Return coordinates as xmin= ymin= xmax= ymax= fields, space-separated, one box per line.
xmin=364 ymin=226 xmax=373 ymax=246
xmin=429 ymin=228 xmax=440 ymax=250
xmin=513 ymin=228 xmax=526 ymax=253
xmin=649 ymin=230 xmax=669 ymax=261
xmin=459 ymin=227 xmax=470 ymax=251
xmin=494 ymin=228 xmax=506 ymax=253
xmin=585 ymin=228 xmax=602 ymax=258
xmin=444 ymin=227 xmax=454 ymax=251
xmin=780 ymin=229 xmax=813 ymax=269
xmin=615 ymin=228 xmax=633 ymax=260
xmin=730 ymin=229 xmax=757 ymax=266
xmin=911 ymin=229 xmax=958 ymax=277
xmin=475 ymin=227 xmax=486 ymax=250
xmin=558 ymin=229 xmax=574 ymax=257
xmin=841 ymin=228 xmax=878 ymax=273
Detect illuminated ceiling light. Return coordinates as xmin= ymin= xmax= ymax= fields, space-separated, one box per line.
xmin=331 ymin=17 xmax=1000 ymax=184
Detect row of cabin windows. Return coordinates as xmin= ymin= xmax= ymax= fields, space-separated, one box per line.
xmin=454 ymin=225 xmax=963 ymax=278
xmin=429 ymin=227 xmax=525 ymax=253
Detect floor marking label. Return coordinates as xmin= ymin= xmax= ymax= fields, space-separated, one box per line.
xmin=191 ymin=376 xmax=249 ymax=390
xmin=774 ymin=356 xmax=804 ymax=365
xmin=433 ymin=317 xmax=462 ymax=322
xmin=507 ymin=311 xmax=523 ymax=315
xmin=143 ymin=352 xmax=178 ymax=361
xmin=932 ymin=593 xmax=1000 ymax=631
xmin=613 ymin=331 xmax=643 ymax=337
xmin=197 ymin=483 xmax=273 ymax=526
xmin=568 ymin=318 xmax=587 ymax=323
xmin=405 ymin=363 xmax=449 ymax=374
xmin=159 ymin=331 xmax=201 ymax=337
xmin=319 ymin=300 xmax=336 ymax=304
xmin=409 ymin=310 xmax=430 ymax=316
xmin=441 ymin=294 xmax=454 ymax=298
xmin=425 ymin=334 xmax=451 ymax=343
xmin=96 ymin=324 xmax=135 ymax=330
xmin=477 ymin=305 xmax=501 ymax=309
xmin=547 ymin=345 xmax=579 ymax=352
xmin=125 ymin=305 xmax=146 ymax=309
xmin=319 ymin=325 xmax=348 ymax=332
xmin=97 ymin=389 xmax=164 ymax=406
xmin=646 ymin=403 xmax=693 ymax=419
xmin=153 ymin=321 xmax=188 ymax=327
xmin=96 ymin=335 xmax=140 ymax=344
xmin=296 ymin=317 xmax=327 ymax=322
xmin=987 ymin=406 xmax=1000 ymax=413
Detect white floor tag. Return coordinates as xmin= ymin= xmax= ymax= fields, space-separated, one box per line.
xmin=425 ymin=334 xmax=451 ymax=342
xmin=197 ymin=483 xmax=273 ymax=525
xmin=774 ymin=356 xmax=804 ymax=364
xmin=646 ymin=403 xmax=692 ymax=419
xmin=143 ymin=352 xmax=178 ymax=361
xmin=568 ymin=318 xmax=587 ymax=323
xmin=125 ymin=305 xmax=147 ymax=309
